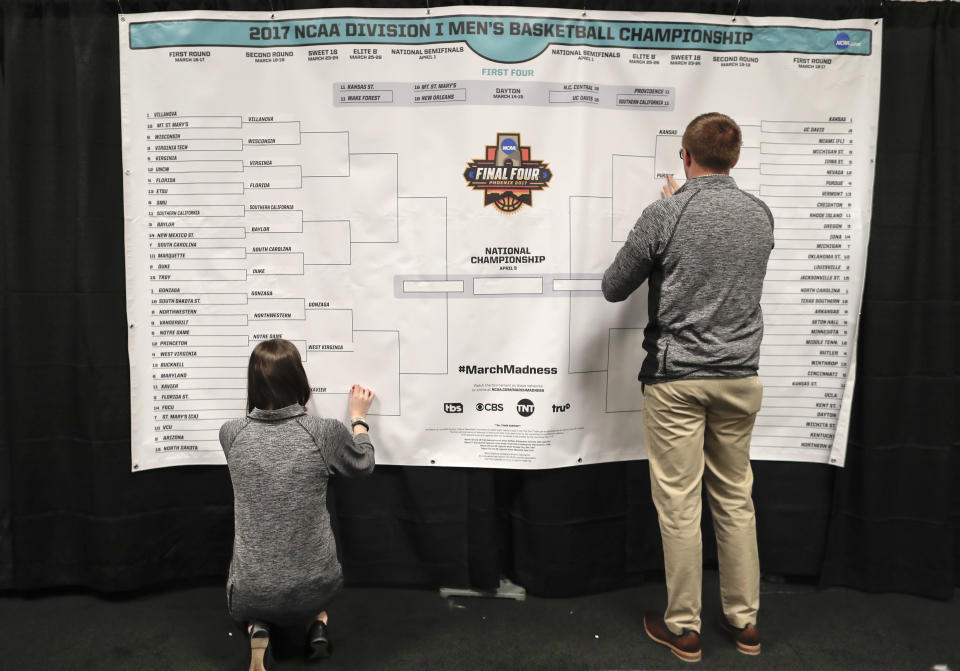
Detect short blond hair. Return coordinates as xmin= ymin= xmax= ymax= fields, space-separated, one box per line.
xmin=682 ymin=113 xmax=742 ymax=171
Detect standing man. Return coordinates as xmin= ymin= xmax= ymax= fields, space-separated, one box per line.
xmin=602 ymin=113 xmax=774 ymax=662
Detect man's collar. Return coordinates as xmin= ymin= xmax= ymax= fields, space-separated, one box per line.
xmin=676 ymin=173 xmax=736 ymax=193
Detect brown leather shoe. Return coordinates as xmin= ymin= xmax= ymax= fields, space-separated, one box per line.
xmin=643 ymin=611 xmax=702 ymax=662
xmin=719 ymin=613 xmax=761 ymax=655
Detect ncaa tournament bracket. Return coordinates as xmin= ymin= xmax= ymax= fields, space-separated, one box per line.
xmin=119 ymin=6 xmax=881 ymax=471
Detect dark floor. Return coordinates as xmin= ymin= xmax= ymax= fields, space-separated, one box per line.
xmin=1 ymin=570 xmax=958 ymax=670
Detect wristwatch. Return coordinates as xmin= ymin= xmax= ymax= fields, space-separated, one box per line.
xmin=351 ymin=417 xmax=369 ymax=431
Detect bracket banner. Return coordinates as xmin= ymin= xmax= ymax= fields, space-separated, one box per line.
xmin=120 ymin=7 xmax=881 ymax=471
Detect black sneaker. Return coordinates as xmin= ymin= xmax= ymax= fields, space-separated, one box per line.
xmin=249 ymin=621 xmax=272 ymax=671
xmin=306 ymin=619 xmax=331 ymax=660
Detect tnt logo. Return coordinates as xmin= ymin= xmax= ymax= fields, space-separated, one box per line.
xmin=444 ymin=402 xmax=463 ymax=413
xmin=552 ymin=403 xmax=571 ymax=413
xmin=516 ymin=398 xmax=535 ymax=417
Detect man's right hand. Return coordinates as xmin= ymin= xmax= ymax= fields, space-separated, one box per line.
xmin=662 ymin=175 xmax=680 ymax=199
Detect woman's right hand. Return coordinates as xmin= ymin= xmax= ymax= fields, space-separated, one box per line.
xmin=348 ymin=384 xmax=375 ymax=418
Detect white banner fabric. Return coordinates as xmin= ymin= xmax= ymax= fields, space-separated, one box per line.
xmin=120 ymin=7 xmax=881 ymax=471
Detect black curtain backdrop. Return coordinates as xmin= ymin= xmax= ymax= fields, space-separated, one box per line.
xmin=1 ymin=0 xmax=957 ymax=599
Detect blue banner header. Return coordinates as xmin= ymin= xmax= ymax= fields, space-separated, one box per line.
xmin=129 ymin=16 xmax=873 ymax=62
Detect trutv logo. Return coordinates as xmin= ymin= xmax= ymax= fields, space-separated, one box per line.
xmin=552 ymin=403 xmax=571 ymax=413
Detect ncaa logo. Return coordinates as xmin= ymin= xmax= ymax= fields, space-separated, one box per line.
xmin=444 ymin=402 xmax=463 ymax=413
xmin=500 ymin=137 xmax=518 ymax=154
xmin=834 ymin=32 xmax=851 ymax=50
xmin=516 ymin=398 xmax=535 ymax=417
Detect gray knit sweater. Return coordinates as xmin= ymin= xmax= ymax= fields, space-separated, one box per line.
xmin=219 ymin=404 xmax=374 ymax=624
xmin=602 ymin=174 xmax=774 ymax=383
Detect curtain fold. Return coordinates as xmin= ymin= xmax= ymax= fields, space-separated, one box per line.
xmin=820 ymin=1 xmax=959 ymax=599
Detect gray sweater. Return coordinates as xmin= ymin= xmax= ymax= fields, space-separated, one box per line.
xmin=219 ymin=404 xmax=374 ymax=624
xmin=602 ymin=174 xmax=774 ymax=383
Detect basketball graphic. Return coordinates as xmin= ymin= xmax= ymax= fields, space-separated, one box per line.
xmin=495 ymin=193 xmax=524 ymax=213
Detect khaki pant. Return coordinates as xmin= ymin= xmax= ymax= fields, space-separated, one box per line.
xmin=642 ymin=376 xmax=762 ymax=635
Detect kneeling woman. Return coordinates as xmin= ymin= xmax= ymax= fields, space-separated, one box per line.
xmin=220 ymin=339 xmax=375 ymax=670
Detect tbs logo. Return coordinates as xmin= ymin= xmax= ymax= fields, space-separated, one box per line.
xmin=444 ymin=402 xmax=463 ymax=414
xmin=552 ymin=403 xmax=571 ymax=413
xmin=516 ymin=398 xmax=535 ymax=417
xmin=476 ymin=402 xmax=504 ymax=412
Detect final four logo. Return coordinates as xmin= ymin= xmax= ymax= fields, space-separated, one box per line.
xmin=464 ymin=133 xmax=552 ymax=213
